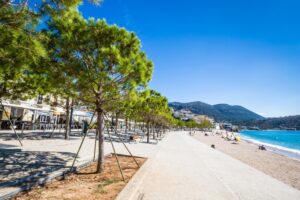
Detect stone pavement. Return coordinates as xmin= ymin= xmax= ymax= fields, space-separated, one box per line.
xmin=117 ymin=131 xmax=300 ymax=200
xmin=0 ymin=130 xmax=160 ymax=199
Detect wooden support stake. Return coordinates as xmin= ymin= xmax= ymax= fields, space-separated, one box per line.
xmin=106 ymin=124 xmax=125 ymax=182
xmin=104 ymin=114 xmax=140 ymax=168
xmin=70 ymin=111 xmax=96 ymax=172
xmin=48 ymin=124 xmax=56 ymax=138
xmin=93 ymin=129 xmax=97 ymax=161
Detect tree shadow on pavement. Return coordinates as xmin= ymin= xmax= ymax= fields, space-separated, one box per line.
xmin=0 ymin=131 xmax=94 ymax=141
xmin=0 ymin=143 xmax=18 ymax=149
xmin=0 ymin=149 xmax=74 ymax=189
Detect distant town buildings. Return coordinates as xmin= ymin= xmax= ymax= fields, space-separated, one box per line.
xmin=171 ymin=108 xmax=214 ymax=124
xmin=172 ymin=109 xmax=194 ymax=121
xmin=192 ymin=115 xmax=214 ymax=124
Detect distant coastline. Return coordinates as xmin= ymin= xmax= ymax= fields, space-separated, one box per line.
xmin=169 ymin=101 xmax=300 ymax=130
xmin=239 ymin=130 xmax=300 ymax=160
xmin=241 ymin=136 xmax=300 ymax=160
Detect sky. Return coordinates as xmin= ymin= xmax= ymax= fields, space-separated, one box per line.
xmin=43 ymin=0 xmax=300 ymax=117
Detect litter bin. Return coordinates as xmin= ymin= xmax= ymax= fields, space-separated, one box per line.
xmin=82 ymin=120 xmax=88 ymax=135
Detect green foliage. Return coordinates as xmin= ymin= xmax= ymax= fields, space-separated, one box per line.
xmin=133 ymin=90 xmax=174 ymax=127
xmin=44 ymin=0 xmax=153 ymax=109
xmin=40 ymin=0 xmax=107 ymax=100
xmin=184 ymin=120 xmax=198 ymax=128
xmin=198 ymin=119 xmax=214 ymax=129
xmin=0 ymin=1 xmax=48 ymax=99
xmin=174 ymin=118 xmax=213 ymax=129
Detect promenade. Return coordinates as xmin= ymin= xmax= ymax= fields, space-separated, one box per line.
xmin=117 ymin=131 xmax=300 ymax=200
xmin=1 ymin=130 xmax=300 ymax=200
xmin=0 ymin=130 xmax=159 ymax=199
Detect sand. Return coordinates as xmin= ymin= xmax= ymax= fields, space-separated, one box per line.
xmin=193 ymin=131 xmax=300 ymax=190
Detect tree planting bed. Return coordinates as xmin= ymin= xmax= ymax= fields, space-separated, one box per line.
xmin=13 ymin=154 xmax=146 ymax=200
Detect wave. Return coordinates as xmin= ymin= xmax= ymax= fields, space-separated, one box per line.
xmin=241 ymin=136 xmax=300 ymax=160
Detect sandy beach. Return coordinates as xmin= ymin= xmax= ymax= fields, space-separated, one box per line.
xmin=117 ymin=131 xmax=300 ymax=200
xmin=193 ymin=131 xmax=300 ymax=190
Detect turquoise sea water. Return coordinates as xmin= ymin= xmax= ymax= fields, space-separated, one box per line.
xmin=239 ymin=130 xmax=300 ymax=152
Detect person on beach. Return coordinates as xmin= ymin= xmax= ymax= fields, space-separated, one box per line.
xmin=234 ymin=135 xmax=241 ymax=142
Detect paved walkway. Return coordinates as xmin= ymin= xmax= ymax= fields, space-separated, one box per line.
xmin=117 ymin=131 xmax=300 ymax=200
xmin=0 ymin=130 xmax=159 ymax=199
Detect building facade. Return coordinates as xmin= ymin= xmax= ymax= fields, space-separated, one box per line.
xmin=0 ymin=96 xmax=94 ymax=130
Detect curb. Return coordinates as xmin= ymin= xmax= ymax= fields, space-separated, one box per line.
xmin=115 ymin=134 xmax=169 ymax=200
xmin=115 ymin=156 xmax=156 ymax=200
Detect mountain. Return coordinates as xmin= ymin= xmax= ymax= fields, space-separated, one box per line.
xmin=238 ymin=115 xmax=300 ymax=130
xmin=213 ymin=104 xmax=264 ymax=122
xmin=169 ymin=101 xmax=264 ymax=122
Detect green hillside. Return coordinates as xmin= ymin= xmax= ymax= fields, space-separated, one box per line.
xmin=169 ymin=101 xmax=264 ymax=122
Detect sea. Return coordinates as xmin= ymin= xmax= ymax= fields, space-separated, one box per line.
xmin=239 ymin=130 xmax=300 ymax=160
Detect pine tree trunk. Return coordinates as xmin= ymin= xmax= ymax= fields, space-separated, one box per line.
xmin=64 ymin=97 xmax=70 ymax=140
xmin=147 ymin=121 xmax=150 ymax=143
xmin=111 ymin=116 xmax=114 ymax=132
xmin=128 ymin=119 xmax=131 ymax=131
xmin=125 ymin=117 xmax=128 ymax=134
xmin=69 ymin=99 xmax=74 ymax=134
xmin=115 ymin=113 xmax=118 ymax=134
xmin=152 ymin=123 xmax=155 ymax=139
xmin=96 ymin=108 xmax=104 ymax=173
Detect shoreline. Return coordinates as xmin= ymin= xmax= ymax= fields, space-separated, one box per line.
xmin=193 ymin=131 xmax=300 ymax=190
xmin=241 ymin=136 xmax=300 ymax=161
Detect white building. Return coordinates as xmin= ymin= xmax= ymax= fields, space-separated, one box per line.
xmin=0 ymin=96 xmax=93 ymax=130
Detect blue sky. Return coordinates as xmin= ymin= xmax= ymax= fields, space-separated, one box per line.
xmin=44 ymin=0 xmax=300 ymax=117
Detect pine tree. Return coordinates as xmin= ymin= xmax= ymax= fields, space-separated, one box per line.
xmin=43 ymin=1 xmax=153 ymax=172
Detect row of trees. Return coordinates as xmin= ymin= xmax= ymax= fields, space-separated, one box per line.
xmin=0 ymin=0 xmax=176 ymax=173
xmin=179 ymin=119 xmax=214 ymax=130
xmin=0 ymin=0 xmax=213 ymax=173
